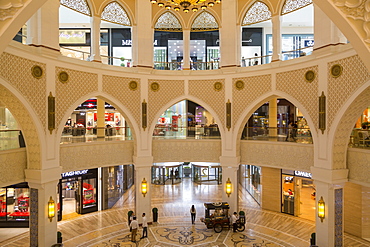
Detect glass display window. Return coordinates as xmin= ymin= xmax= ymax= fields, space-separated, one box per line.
xmin=282 ymin=174 xmax=295 ymax=215
xmin=82 ymin=179 xmax=96 ymax=209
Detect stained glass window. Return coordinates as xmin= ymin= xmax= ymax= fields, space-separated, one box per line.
xmin=282 ymin=0 xmax=313 ymax=15
xmin=242 ymin=1 xmax=271 ymax=26
xmin=101 ymin=2 xmax=131 ymax=26
xmin=155 ymin=12 xmax=182 ymax=31
xmin=60 ymin=0 xmax=91 ymax=16
xmin=191 ymin=11 xmax=218 ymax=31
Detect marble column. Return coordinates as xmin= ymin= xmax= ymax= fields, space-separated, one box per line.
xmin=132 ymin=0 xmax=153 ymax=68
xmin=220 ymin=156 xmax=239 ymax=213
xmin=271 ymin=15 xmax=281 ymax=62
xmin=261 ymin=166 xmax=281 ymax=212
xmin=183 ymin=29 xmax=190 ymax=70
xmin=90 ymin=15 xmax=101 ymax=62
xmin=26 ymin=0 xmax=60 ymax=52
xmin=97 ymin=98 xmax=105 ymax=138
xmin=268 ymin=98 xmax=277 ymax=138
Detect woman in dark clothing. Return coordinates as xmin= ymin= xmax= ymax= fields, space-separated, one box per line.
xmin=190 ymin=205 xmax=196 ymax=224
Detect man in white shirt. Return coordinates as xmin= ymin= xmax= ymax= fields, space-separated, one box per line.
xmin=141 ymin=213 xmax=148 ymax=239
xmin=129 ymin=216 xmax=138 ymax=242
xmin=231 ymin=212 xmax=238 ymax=232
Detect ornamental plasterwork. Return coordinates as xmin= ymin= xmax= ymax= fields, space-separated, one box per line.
xmin=155 ymin=12 xmax=182 ymax=31
xmin=60 ymin=0 xmax=91 ymax=16
xmin=101 ymin=2 xmax=131 ymax=26
xmin=334 ymin=0 xmax=370 ymax=43
xmin=281 ymin=0 xmax=312 ymax=15
xmin=191 ymin=11 xmax=219 ymax=31
xmin=0 ymin=0 xmax=23 ymax=21
xmin=242 ymin=1 xmax=272 ymax=26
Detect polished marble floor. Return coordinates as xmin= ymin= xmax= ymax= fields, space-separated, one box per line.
xmin=0 ymin=179 xmax=369 ymax=246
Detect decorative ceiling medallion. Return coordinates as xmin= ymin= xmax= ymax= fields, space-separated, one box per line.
xmin=214 ymin=82 xmax=223 ymax=91
xmin=58 ymin=71 xmax=69 ymax=83
xmin=331 ymin=64 xmax=342 ymax=78
xmin=305 ymin=70 xmax=315 ymax=83
xmin=151 ymin=82 xmax=160 ymax=92
xmin=235 ymin=80 xmax=244 ymax=90
xmin=129 ymin=81 xmax=138 ymax=91
xmin=31 ymin=65 xmax=43 ymax=79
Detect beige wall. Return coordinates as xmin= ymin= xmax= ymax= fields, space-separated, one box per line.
xmin=344 ymin=182 xmax=363 ymax=238
xmin=261 ymin=167 xmax=281 ymax=212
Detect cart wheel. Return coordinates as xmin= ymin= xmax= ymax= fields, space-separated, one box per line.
xmin=214 ymin=223 xmax=223 ymax=233
xmin=237 ymin=224 xmax=245 ymax=232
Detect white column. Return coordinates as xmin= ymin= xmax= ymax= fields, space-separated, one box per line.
xmin=26 ymin=0 xmax=60 ymax=51
xmin=90 ymin=15 xmax=101 ymax=62
xmin=271 ymin=15 xmax=281 ymax=62
xmin=268 ymin=98 xmax=277 ymax=138
xmin=313 ymin=4 xmax=347 ymax=50
xmin=183 ymin=29 xmax=190 ymax=70
xmin=97 ymin=98 xmax=105 ymax=138
xmin=220 ymin=156 xmax=239 ymax=213
xmin=133 ymin=156 xmax=153 ymax=224
xmin=132 ymin=0 xmax=153 ymax=68
xmin=220 ymin=0 xmax=239 ymax=68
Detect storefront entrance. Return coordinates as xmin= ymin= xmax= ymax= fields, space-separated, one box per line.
xmin=152 ymin=163 xmax=182 ymax=185
xmin=192 ymin=163 xmax=222 ymax=184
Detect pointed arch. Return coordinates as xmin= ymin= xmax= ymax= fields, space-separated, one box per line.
xmin=155 ymin=11 xmax=183 ymax=32
xmin=101 ymin=1 xmax=131 ymax=26
xmin=242 ymin=1 xmax=272 ymax=26
xmin=60 ymin=0 xmax=91 ymax=16
xmin=191 ymin=11 xmax=219 ymax=32
xmin=281 ymin=0 xmax=313 ymax=15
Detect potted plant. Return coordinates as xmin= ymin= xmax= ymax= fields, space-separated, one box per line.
xmin=57 ymin=231 xmax=62 ymax=243
xmin=152 ymin=207 xmax=158 ymax=222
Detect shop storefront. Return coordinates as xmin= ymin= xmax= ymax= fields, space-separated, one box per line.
xmin=58 ymin=169 xmax=98 ymax=221
xmin=192 ymin=163 xmax=221 ymax=184
xmin=241 ymin=28 xmax=263 ymax=66
xmin=239 ymin=165 xmax=262 ymax=204
xmin=101 ymin=164 xmax=134 ymax=210
xmin=281 ymin=169 xmax=315 ymax=220
xmin=151 ymin=163 xmax=182 ymax=185
xmin=0 ymin=182 xmax=29 ymax=227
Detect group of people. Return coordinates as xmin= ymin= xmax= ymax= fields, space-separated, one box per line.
xmin=129 ymin=212 xmax=148 ymax=243
xmin=285 ymin=121 xmax=298 ymax=142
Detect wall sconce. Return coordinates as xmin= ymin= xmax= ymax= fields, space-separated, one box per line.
xmin=48 ymin=196 xmax=55 ymax=222
xmin=226 ymin=178 xmax=232 ymax=197
xmin=318 ymin=196 xmax=325 ymax=222
xmin=141 ymin=178 xmax=147 ymax=197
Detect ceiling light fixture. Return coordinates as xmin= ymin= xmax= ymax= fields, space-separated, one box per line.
xmin=151 ymin=0 xmax=221 ymax=13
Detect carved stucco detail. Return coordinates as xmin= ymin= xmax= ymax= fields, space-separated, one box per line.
xmin=332 ymin=86 xmax=370 ymax=169
xmin=240 ymin=141 xmax=313 ymax=171
xmin=277 ymin=66 xmax=319 ymax=132
xmin=148 ymin=79 xmax=184 ymax=129
xmin=60 ymin=141 xmax=134 ymax=172
xmin=334 ymin=0 xmax=370 ymax=43
xmin=0 ymin=84 xmax=41 ymax=169
xmin=102 ymin=75 xmax=141 ymax=130
xmin=347 ymin=148 xmax=370 ymax=184
xmin=0 ymin=53 xmax=47 ymax=131
xmin=55 ymin=67 xmax=98 ymax=133
xmin=0 ymin=149 xmax=27 ymax=187
xmin=152 ymin=140 xmax=221 ymax=163
xmin=328 ymin=55 xmax=370 ymax=133
xmin=189 ymin=79 xmax=225 ymax=130
xmin=0 ymin=0 xmax=23 ymax=21
xmin=232 ymin=75 xmax=271 ymax=126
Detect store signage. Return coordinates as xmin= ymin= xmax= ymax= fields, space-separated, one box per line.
xmin=242 ymin=39 xmax=253 ymax=43
xmin=294 ymin=170 xmax=312 ymax=178
xmin=122 ymin=40 xmax=158 ymax=46
xmin=59 ymin=30 xmax=86 ymax=44
xmin=304 ymin=40 xmax=314 ymax=47
xmin=62 ymin=169 xmax=89 ymax=178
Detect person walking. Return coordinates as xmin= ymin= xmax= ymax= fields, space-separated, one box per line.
xmin=130 ymin=216 xmax=138 ymax=243
xmin=231 ymin=212 xmax=238 ymax=232
xmin=190 ymin=205 xmax=196 ymax=224
xmin=141 ymin=213 xmax=148 ymax=239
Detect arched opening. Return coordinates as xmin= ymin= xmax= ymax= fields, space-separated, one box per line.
xmin=349 ymin=105 xmax=370 ymax=148
xmin=0 ymin=103 xmax=24 ymax=150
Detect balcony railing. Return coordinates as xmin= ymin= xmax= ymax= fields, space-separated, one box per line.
xmin=60 ymin=126 xmax=132 ymax=144
xmin=154 ymin=61 xmax=219 ymax=70
xmin=241 ymin=126 xmax=313 ymax=144
xmin=349 ymin=129 xmax=370 ymax=149
xmin=0 ymin=130 xmax=23 ymax=151
xmin=153 ymin=125 xmax=221 ymax=139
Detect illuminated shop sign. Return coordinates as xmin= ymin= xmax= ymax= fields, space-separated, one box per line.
xmin=122 ymin=40 xmax=158 ymax=46
xmin=62 ymin=169 xmax=89 ymax=178
xmin=294 ymin=170 xmax=312 ymax=178
xmin=59 ymin=30 xmax=86 ymax=44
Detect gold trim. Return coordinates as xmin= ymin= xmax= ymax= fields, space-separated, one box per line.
xmin=151 ymin=82 xmax=160 ymax=92
xmin=214 ymin=82 xmax=223 ymax=91
xmin=58 ymin=71 xmax=69 ymax=83
xmin=331 ymin=64 xmax=342 ymax=78
xmin=319 ymin=91 xmax=326 ymax=134
xmin=31 ymin=65 xmax=43 ymax=79
xmin=142 ymin=100 xmax=147 ymax=130
xmin=226 ymin=99 xmax=231 ymax=131
xmin=235 ymin=80 xmax=244 ymax=90
xmin=48 ymin=92 xmax=55 ymax=134
xmin=129 ymin=81 xmax=138 ymax=91
xmin=305 ymin=70 xmax=315 ymax=83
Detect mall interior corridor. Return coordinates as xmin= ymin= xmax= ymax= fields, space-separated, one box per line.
xmin=0 ymin=179 xmax=368 ymax=247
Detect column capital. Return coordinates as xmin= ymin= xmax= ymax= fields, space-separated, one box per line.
xmin=219 ymin=156 xmax=240 ymax=167
xmin=311 ymin=166 xmax=348 ymax=184
xmin=25 ymin=167 xmax=62 ymax=186
xmin=133 ymin=156 xmax=154 ymax=167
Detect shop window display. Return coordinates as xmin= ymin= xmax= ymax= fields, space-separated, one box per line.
xmin=0 ymin=184 xmax=30 ymax=226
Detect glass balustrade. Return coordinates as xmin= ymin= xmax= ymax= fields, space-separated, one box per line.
xmin=0 ymin=130 xmax=22 ymax=151
xmin=241 ymin=127 xmax=313 ymax=144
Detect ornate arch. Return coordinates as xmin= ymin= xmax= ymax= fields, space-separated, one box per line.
xmin=101 ymin=1 xmax=131 ymax=26
xmin=155 ymin=11 xmax=182 ymax=32
xmin=281 ymin=0 xmax=312 ymax=15
xmin=60 ymin=0 xmax=91 ymax=16
xmin=191 ymin=11 xmax=218 ymax=32
xmin=242 ymin=1 xmax=272 ymax=26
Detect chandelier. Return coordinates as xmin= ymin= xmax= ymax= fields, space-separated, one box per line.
xmin=151 ymin=0 xmax=221 ymax=13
